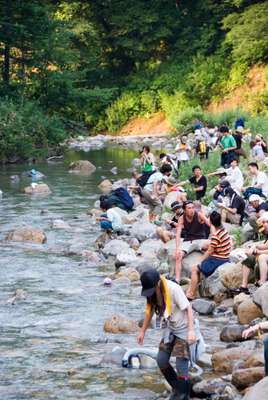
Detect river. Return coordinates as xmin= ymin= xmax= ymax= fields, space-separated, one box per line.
xmin=0 ymin=147 xmax=231 ymax=400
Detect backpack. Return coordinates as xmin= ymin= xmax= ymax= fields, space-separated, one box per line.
xmin=112 ymin=187 xmax=134 ymax=211
xmin=198 ymin=141 xmax=207 ymax=154
xmin=137 ymin=170 xmax=156 ymax=188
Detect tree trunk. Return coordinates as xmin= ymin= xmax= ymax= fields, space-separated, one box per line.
xmin=3 ymin=44 xmax=10 ymax=84
xmin=2 ymin=0 xmax=12 ymax=85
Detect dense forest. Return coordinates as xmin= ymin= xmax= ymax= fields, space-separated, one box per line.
xmin=0 ymin=0 xmax=267 ymax=161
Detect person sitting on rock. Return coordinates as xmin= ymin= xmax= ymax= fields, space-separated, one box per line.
xmin=217 ymin=185 xmax=245 ymax=225
xmin=98 ymin=200 xmax=123 ymax=234
xmin=141 ymin=164 xmax=173 ymax=221
xmin=244 ymin=194 xmax=268 ymax=240
xmin=186 ymin=211 xmax=231 ymax=300
xmin=177 ymin=165 xmax=207 ymax=201
xmin=224 ymin=157 xmax=244 ymax=194
xmin=137 ymin=268 xmax=196 ymax=400
xmin=242 ymin=321 xmax=268 ymax=377
xmin=175 ymin=201 xmax=210 ymax=282
xmin=157 ymin=201 xmax=183 ymax=243
xmin=233 ymin=212 xmax=268 ymax=295
xmin=242 ymin=162 xmax=268 ymax=199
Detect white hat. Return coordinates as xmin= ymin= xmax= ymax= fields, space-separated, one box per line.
xmin=236 ymin=126 xmax=244 ymax=133
xmin=259 ymin=212 xmax=268 ymax=222
xmin=249 ymin=194 xmax=262 ymax=203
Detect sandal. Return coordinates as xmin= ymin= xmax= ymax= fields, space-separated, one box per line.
xmin=230 ymin=286 xmax=250 ymax=295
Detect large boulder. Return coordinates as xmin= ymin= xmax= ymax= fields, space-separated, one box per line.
xmin=51 ymin=219 xmax=71 ymax=230
xmin=237 ymin=298 xmax=263 ymax=324
xmin=101 ymin=346 xmax=127 ymax=366
xmin=253 ymin=281 xmax=268 ymax=318
xmin=116 ymin=248 xmax=138 ymax=265
xmin=220 ymin=324 xmax=246 ymax=342
xmin=193 ymin=378 xmax=239 ymax=398
xmin=232 ymin=367 xmax=265 ymax=389
xmin=200 ymin=262 xmax=237 ymax=299
xmin=138 ymin=239 xmax=164 ymax=257
xmin=220 ymin=262 xmax=243 ymax=290
xmin=102 ymin=239 xmax=131 ymax=257
xmin=24 ymin=183 xmax=51 ymax=195
xmin=212 ymin=348 xmax=253 ymax=373
xmin=69 ymin=160 xmax=96 ymax=175
xmin=245 ymin=352 xmax=265 ymax=369
xmin=115 ymin=267 xmax=140 ymax=282
xmin=131 ymin=221 xmax=156 ymax=241
xmin=242 ymin=377 xmax=268 ymax=400
xmin=6 ymin=226 xmax=46 ymax=244
xmin=103 ymin=314 xmax=139 ymax=334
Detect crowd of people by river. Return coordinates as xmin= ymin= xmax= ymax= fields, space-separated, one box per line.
xmin=96 ymin=118 xmax=268 ymax=400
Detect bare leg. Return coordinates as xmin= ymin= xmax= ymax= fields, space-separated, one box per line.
xmin=257 ymin=254 xmax=268 ymax=285
xmin=186 ymin=264 xmax=200 ymax=299
xmin=221 ymin=209 xmax=227 ymax=223
xmin=175 ymin=251 xmax=184 ymax=282
xmin=241 ymin=265 xmax=251 ymax=288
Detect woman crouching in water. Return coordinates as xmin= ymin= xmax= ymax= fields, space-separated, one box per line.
xmin=137 ymin=269 xmax=196 ymax=400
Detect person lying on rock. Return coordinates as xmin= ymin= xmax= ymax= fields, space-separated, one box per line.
xmin=217 ymin=185 xmax=245 ymax=225
xmin=186 ymin=211 xmax=231 ymax=300
xmin=177 ymin=165 xmax=207 ymax=201
xmin=97 ymin=200 xmax=123 ymax=234
xmin=242 ymin=321 xmax=268 ymax=377
xmin=141 ymin=163 xmax=173 ymax=221
xmin=233 ymin=212 xmax=268 ymax=295
xmin=242 ymin=162 xmax=268 ymax=200
xmin=175 ymin=201 xmax=210 ymax=282
xmin=157 ymin=201 xmax=184 ymax=243
xmin=137 ymin=268 xmax=197 ymax=400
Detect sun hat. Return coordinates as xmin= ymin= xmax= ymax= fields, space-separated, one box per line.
xmin=249 ymin=194 xmax=262 ymax=203
xmin=166 ymin=176 xmax=177 ymax=186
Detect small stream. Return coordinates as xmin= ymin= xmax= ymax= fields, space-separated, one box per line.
xmin=0 ymin=147 xmax=231 ymax=400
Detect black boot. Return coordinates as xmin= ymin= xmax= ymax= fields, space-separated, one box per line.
xmin=160 ymin=365 xmax=189 ymax=400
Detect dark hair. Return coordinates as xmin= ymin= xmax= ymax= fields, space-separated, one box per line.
xmin=182 ymin=200 xmax=194 ymax=210
xmin=248 ymin=162 xmax=259 ymax=169
xmin=210 ymin=211 xmax=222 ymax=227
xmin=231 ymin=157 xmax=239 ymax=163
xmin=160 ymin=164 xmax=172 ymax=174
xmin=159 ymin=153 xmax=166 ymax=159
xmin=192 ymin=165 xmax=201 ymax=172
xmin=100 ymin=199 xmax=110 ymax=211
xmin=219 ymin=125 xmax=229 ymax=133
xmin=143 ymin=145 xmax=150 ymax=153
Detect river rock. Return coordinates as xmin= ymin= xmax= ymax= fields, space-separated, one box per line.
xmin=221 ymin=262 xmax=243 ymax=289
xmin=253 ymin=281 xmax=268 ymax=317
xmin=220 ymin=324 xmax=246 ymax=342
xmin=127 ymin=237 xmax=140 ymax=251
xmin=244 ymin=352 xmax=265 ymax=368
xmin=115 ymin=267 xmax=140 ymax=282
xmin=98 ymin=179 xmax=113 ymax=193
xmin=87 ymin=208 xmax=103 ymax=217
xmin=101 ymin=346 xmax=127 ymax=366
xmin=130 ymin=255 xmax=160 ymax=275
xmin=103 ymin=239 xmax=131 ymax=257
xmin=242 ymin=377 xmax=268 ymax=400
xmin=138 ymin=239 xmax=164 ymax=257
xmin=116 ymin=249 xmax=138 ymax=265
xmin=193 ymin=378 xmax=239 ymax=398
xmin=233 ymin=292 xmax=250 ymax=314
xmin=192 ymin=299 xmax=216 ymax=315
xmin=6 ymin=289 xmax=27 ymax=305
xmin=232 ymin=367 xmax=265 ymax=389
xmin=51 ymin=219 xmax=71 ymax=229
xmin=103 ymin=314 xmax=138 ymax=334
xmin=163 ymin=192 xmax=180 ymax=210
xmin=69 ymin=160 xmax=96 ymax=175
xmin=24 ymin=183 xmax=51 ymax=195
xmin=131 ymin=221 xmax=156 ymax=241
xmin=212 ymin=348 xmax=253 ymax=373
xmin=237 ymin=298 xmax=263 ymax=325
xmin=127 ymin=206 xmax=149 ymax=222
xmin=81 ymin=250 xmax=102 ymax=264
xmin=131 ymin=158 xmax=141 ymax=168
xmin=6 ymin=226 xmax=47 ymax=244
xmin=230 ymin=248 xmax=247 ymax=263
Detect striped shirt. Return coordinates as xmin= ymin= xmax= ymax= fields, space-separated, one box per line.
xmin=210 ymin=228 xmax=231 ymax=259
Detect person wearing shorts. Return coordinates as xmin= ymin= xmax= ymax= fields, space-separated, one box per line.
xmin=186 ymin=211 xmax=231 ymax=300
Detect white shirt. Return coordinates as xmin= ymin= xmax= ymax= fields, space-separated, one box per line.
xmin=252 ymin=171 xmax=268 ymax=197
xmin=226 ymin=166 xmax=244 ymax=193
xmin=144 ymin=172 xmax=163 ymax=192
xmin=251 ymin=144 xmax=265 ymax=161
xmin=107 ymin=208 xmax=122 ymax=231
xmin=175 ymin=144 xmax=190 ymax=161
xmin=165 ymin=280 xmax=189 ymax=332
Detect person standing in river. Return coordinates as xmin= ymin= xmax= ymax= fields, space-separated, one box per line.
xmin=137 ymin=269 xmax=196 ymax=400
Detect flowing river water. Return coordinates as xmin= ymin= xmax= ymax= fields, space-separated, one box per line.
xmin=0 ymin=147 xmax=232 ymax=400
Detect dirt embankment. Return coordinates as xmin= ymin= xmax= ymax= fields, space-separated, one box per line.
xmin=116 ymin=66 xmax=267 ymax=137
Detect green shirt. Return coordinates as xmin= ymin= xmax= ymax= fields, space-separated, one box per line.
xmin=220 ymin=135 xmax=236 ymax=150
